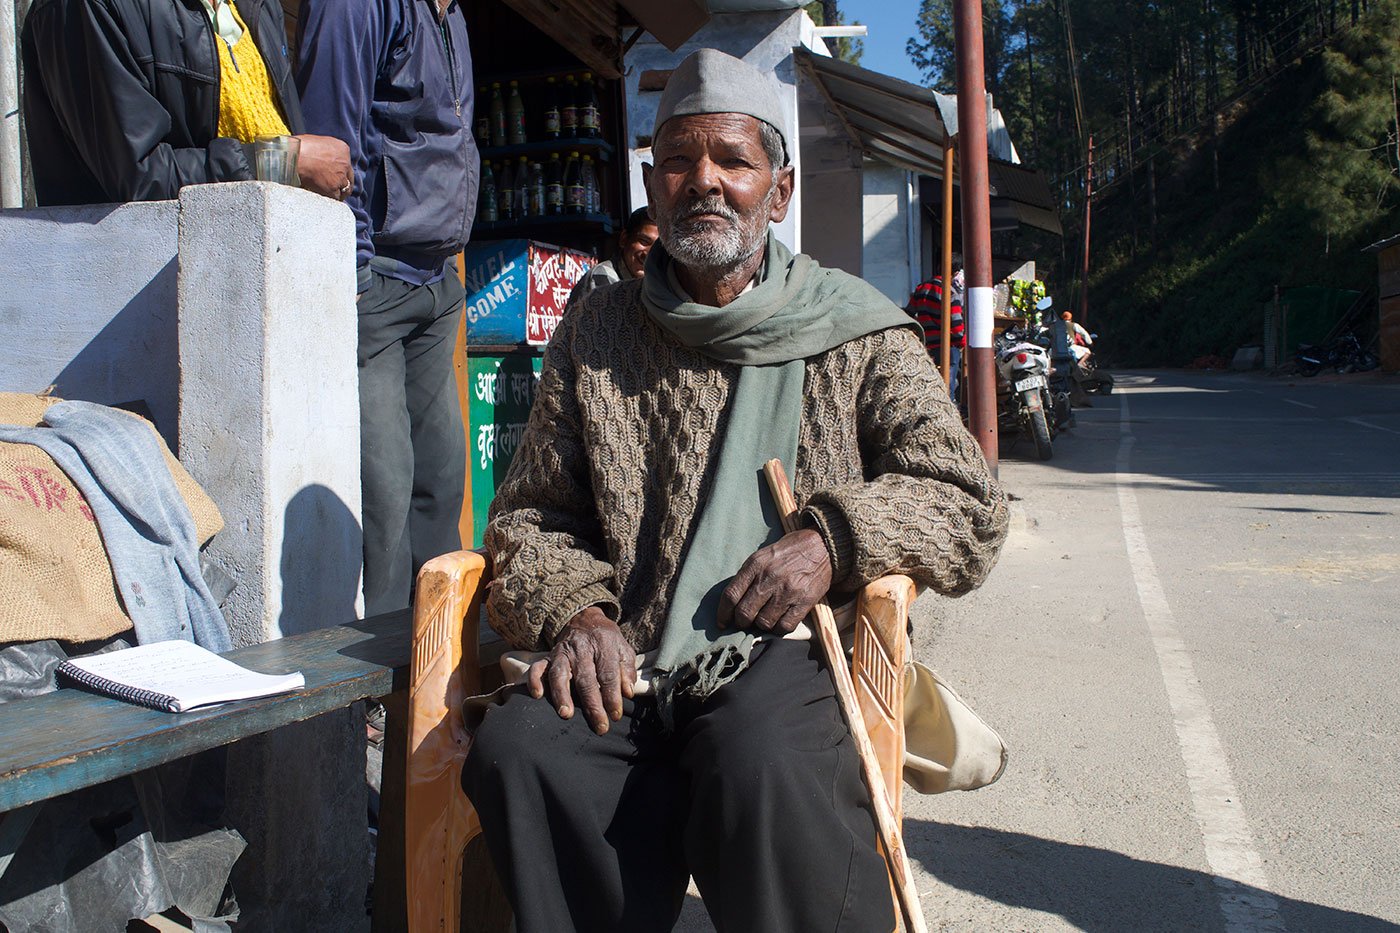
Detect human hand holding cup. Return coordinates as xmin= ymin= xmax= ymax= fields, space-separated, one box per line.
xmin=253 ymin=134 xmax=300 ymax=186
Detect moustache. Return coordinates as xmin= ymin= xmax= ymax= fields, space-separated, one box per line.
xmin=674 ymin=198 xmax=739 ymax=224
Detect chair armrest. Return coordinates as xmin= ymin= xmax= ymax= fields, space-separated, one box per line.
xmin=406 ymin=548 xmax=491 ymax=933
xmin=852 ymin=574 xmax=916 ymax=822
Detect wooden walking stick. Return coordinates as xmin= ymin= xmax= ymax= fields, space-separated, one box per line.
xmin=762 ymin=459 xmax=928 ymax=933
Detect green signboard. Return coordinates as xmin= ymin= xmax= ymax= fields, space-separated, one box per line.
xmin=467 ymin=352 xmax=544 ymax=547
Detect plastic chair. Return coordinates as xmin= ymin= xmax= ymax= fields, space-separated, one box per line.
xmin=404 ymin=549 xmax=914 ymax=933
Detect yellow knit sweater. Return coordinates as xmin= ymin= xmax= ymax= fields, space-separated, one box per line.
xmin=215 ymin=4 xmax=289 ymax=143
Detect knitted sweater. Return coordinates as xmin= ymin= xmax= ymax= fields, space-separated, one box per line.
xmin=484 ymin=278 xmax=1010 ymax=653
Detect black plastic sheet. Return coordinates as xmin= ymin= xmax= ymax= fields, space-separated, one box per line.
xmin=0 ymin=640 xmax=245 ymax=933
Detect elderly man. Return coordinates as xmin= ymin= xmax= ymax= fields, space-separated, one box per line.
xmin=464 ymin=50 xmax=1008 ymax=932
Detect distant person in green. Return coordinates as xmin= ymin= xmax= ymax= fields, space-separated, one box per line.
xmin=569 ymin=208 xmax=660 ymax=300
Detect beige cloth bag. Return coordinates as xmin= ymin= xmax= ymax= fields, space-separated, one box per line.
xmin=0 ymin=393 xmax=224 ymax=645
xmin=901 ymin=659 xmax=1008 ymax=793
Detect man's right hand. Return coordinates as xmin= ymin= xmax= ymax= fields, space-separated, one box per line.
xmin=526 ymin=607 xmax=637 ymax=735
xmin=293 ymin=134 xmax=352 ymax=200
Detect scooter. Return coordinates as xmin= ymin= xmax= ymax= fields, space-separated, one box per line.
xmin=995 ymin=323 xmax=1055 ymax=460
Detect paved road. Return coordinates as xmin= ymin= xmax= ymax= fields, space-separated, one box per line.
xmin=907 ymin=370 xmax=1400 ymax=931
xmin=677 ymin=369 xmax=1400 ymax=932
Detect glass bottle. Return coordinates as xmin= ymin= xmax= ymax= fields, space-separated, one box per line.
xmin=479 ymin=160 xmax=497 ymax=223
xmin=515 ymin=156 xmax=530 ymax=218
xmin=580 ymin=155 xmax=597 ymax=216
xmin=579 ymin=71 xmax=600 ymax=138
xmin=561 ymin=76 xmax=578 ymax=138
xmin=475 ymin=96 xmax=491 ymax=146
xmin=545 ymin=152 xmax=564 ymax=216
xmin=496 ymin=157 xmax=514 ymax=221
xmin=542 ymin=76 xmax=561 ymax=140
xmin=527 ymin=161 xmax=545 ymax=217
xmin=506 ymin=80 xmax=527 ymax=145
xmin=563 ymin=151 xmax=583 ymax=214
xmin=489 ymin=82 xmax=506 ymax=148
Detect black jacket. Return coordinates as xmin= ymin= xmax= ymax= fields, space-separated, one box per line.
xmin=21 ymin=0 xmax=306 ymax=206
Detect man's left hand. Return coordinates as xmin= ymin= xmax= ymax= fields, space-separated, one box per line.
xmin=717 ymin=528 xmax=832 ymax=634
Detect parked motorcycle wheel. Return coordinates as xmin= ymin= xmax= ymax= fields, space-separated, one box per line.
xmin=1030 ymin=408 xmax=1053 ymax=460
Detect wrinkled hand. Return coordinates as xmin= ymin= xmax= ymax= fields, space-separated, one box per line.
xmin=717 ymin=528 xmax=832 ymax=635
xmin=527 ymin=606 xmax=638 ymax=734
xmin=293 ymin=134 xmax=352 ymax=200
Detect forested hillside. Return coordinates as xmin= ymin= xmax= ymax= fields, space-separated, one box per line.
xmin=908 ymin=0 xmax=1400 ymax=364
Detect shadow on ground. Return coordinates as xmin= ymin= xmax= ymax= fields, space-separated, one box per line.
xmin=910 ymin=821 xmax=1398 ymax=931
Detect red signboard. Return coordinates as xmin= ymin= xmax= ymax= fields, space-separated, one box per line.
xmin=526 ymin=243 xmax=593 ymax=345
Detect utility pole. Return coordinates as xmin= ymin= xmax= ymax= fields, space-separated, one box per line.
xmin=1079 ymin=135 xmax=1094 ymax=325
xmin=953 ymin=0 xmax=998 ymax=471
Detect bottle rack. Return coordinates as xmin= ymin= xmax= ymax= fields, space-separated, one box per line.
xmin=474 ymin=212 xmax=615 ymax=237
xmin=478 ymin=138 xmax=614 ymax=163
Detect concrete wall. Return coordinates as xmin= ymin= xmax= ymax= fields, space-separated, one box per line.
xmin=624 ymin=9 xmax=821 ymax=254
xmin=0 ymin=183 xmax=368 ymax=931
xmin=177 ymin=182 xmax=363 ymax=648
xmin=0 ymin=201 xmax=181 ymax=443
xmin=862 ymin=160 xmax=919 ymax=305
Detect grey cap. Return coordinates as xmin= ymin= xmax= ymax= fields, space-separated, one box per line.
xmin=652 ymin=49 xmax=789 ymax=162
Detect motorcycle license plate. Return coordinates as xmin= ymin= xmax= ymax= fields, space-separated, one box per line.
xmin=1014 ymin=375 xmax=1046 ymax=393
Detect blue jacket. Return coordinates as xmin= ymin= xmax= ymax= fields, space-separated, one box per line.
xmin=296 ymin=0 xmax=479 ymax=290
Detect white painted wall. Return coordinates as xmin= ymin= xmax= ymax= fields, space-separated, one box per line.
xmin=0 ymin=200 xmax=181 ymax=442
xmin=862 ymin=160 xmax=918 ymax=305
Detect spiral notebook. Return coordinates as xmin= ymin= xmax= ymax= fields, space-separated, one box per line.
xmin=57 ymin=639 xmax=305 ymax=713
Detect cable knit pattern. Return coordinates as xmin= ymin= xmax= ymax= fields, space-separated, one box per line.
xmin=484 ymin=278 xmax=1009 ymax=652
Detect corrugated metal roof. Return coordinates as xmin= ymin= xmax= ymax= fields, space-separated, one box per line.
xmin=795 ymin=47 xmax=956 ymax=179
xmin=796 ymin=47 xmax=1062 ymax=235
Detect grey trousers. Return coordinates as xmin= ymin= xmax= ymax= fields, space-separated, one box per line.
xmin=462 ymin=639 xmax=895 ymax=933
xmin=356 ymin=271 xmax=466 ymax=617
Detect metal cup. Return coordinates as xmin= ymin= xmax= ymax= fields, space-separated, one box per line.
xmin=253 ymin=135 xmax=301 ymax=186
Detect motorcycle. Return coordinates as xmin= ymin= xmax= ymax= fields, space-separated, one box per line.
xmin=995 ymin=323 xmax=1056 ymax=460
xmin=1040 ymin=297 xmax=1113 ymax=414
xmin=1295 ymin=332 xmax=1379 ymax=376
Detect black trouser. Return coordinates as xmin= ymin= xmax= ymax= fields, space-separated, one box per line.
xmin=462 ymin=639 xmax=894 ymax=933
xmin=356 ymin=271 xmax=466 ymax=617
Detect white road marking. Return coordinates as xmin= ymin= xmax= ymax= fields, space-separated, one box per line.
xmin=1281 ymin=398 xmax=1317 ymax=410
xmin=1347 ymin=417 xmax=1400 ymax=436
xmin=1116 ymin=392 xmax=1286 ymax=931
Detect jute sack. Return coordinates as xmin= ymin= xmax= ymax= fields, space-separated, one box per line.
xmin=0 ymin=393 xmax=223 ymax=645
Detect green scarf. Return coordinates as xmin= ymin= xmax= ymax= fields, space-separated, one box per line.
xmin=644 ymin=231 xmax=917 ymax=714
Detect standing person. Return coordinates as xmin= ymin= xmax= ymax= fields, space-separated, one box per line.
xmin=569 ymin=207 xmax=660 ymax=300
xmin=906 ymin=270 xmax=966 ymax=402
xmin=21 ymin=0 xmax=351 ymax=206
xmin=462 ymin=49 xmax=1007 ymax=932
xmin=296 ymin=0 xmax=479 ymax=615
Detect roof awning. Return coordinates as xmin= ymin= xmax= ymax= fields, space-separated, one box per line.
xmin=505 ymin=0 xmax=710 ymax=76
xmin=281 ymin=1 xmax=712 ymax=80
xmin=794 ymin=47 xmax=957 ymax=179
xmin=988 ymin=161 xmax=1063 ymax=236
xmin=796 ymin=47 xmax=1062 ymax=235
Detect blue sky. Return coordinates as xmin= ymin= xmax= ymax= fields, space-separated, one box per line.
xmin=839 ymin=0 xmax=926 ymax=85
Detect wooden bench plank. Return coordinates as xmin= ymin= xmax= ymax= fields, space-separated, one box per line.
xmin=0 ymin=610 xmax=411 ymax=813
